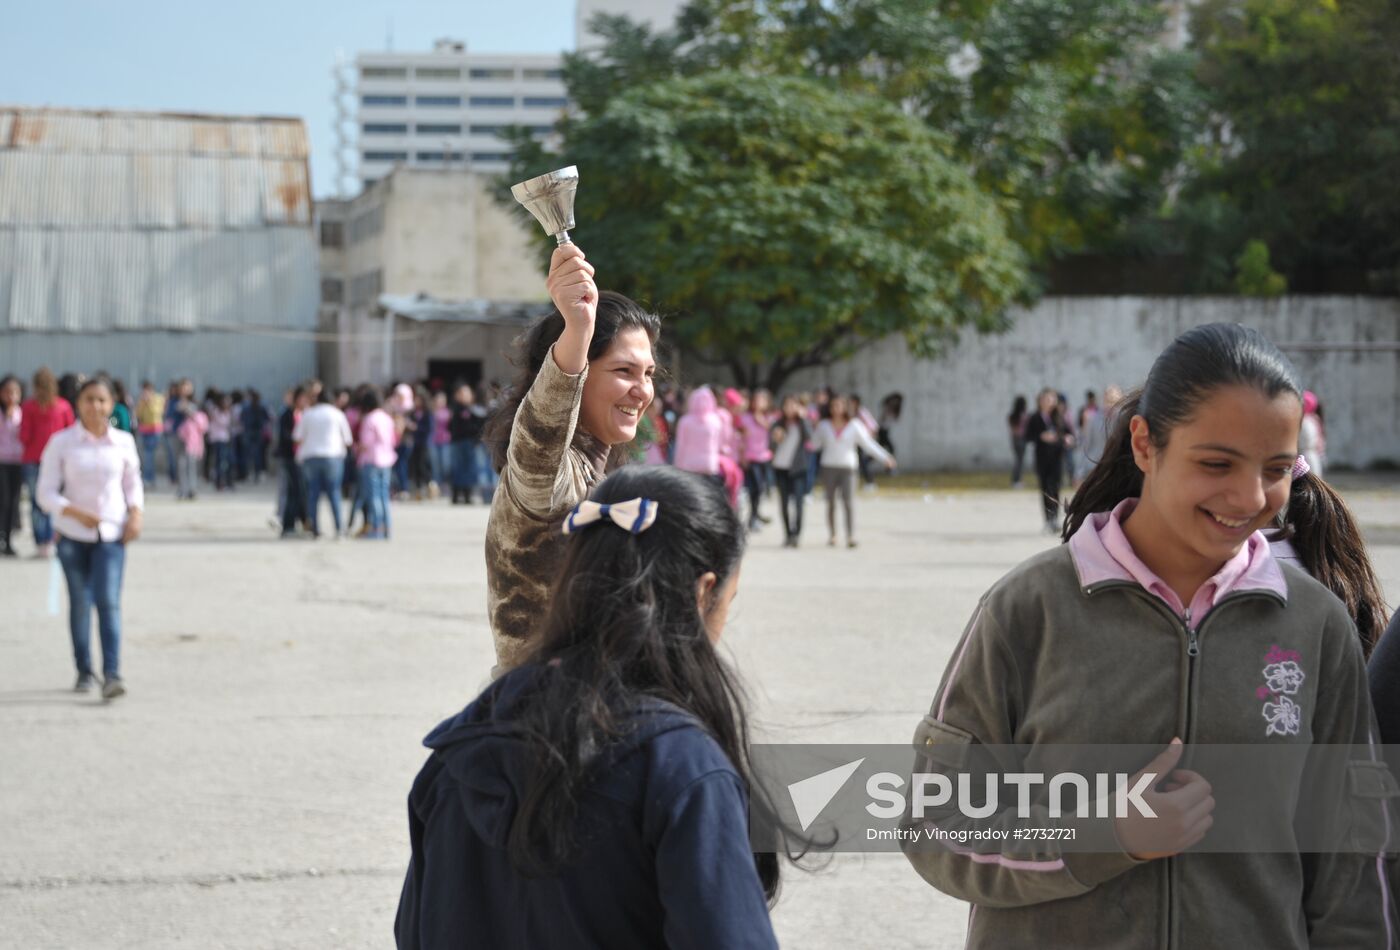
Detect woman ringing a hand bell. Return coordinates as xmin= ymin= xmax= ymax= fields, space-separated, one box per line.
xmin=482 ymin=242 xmax=662 ymax=674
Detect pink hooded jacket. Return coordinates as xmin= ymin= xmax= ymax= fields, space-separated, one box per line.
xmin=672 ymin=386 xmax=724 ymax=476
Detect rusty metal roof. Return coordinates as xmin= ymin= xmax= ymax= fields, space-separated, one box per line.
xmin=0 ymin=107 xmax=317 ymax=332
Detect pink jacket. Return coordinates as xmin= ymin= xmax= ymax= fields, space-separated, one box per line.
xmin=357 ymin=408 xmax=398 ymax=469
xmin=178 ymin=412 xmax=209 ymax=458
xmin=672 ymin=387 xmax=724 ymax=476
xmin=738 ymin=411 xmax=774 ymax=464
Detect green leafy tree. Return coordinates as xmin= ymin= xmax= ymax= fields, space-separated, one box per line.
xmin=1186 ymin=0 xmax=1400 ymax=292
xmin=1233 ymin=239 xmax=1287 ymax=296
xmin=505 ymin=73 xmax=1029 ymax=391
xmin=567 ymin=0 xmax=1204 ymax=264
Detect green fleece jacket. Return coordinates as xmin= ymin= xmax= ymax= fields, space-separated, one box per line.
xmin=903 ymin=526 xmax=1395 ymax=949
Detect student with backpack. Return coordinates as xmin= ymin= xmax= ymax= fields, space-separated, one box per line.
xmin=903 ymin=323 xmax=1391 ymax=947
xmin=396 ymin=466 xmax=780 ymax=949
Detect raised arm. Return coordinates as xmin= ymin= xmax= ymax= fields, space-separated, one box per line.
xmin=502 ymin=245 xmax=601 ymax=515
xmin=546 ymin=244 xmax=597 ymax=376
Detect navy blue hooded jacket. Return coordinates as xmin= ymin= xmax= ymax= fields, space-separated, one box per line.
xmin=395 ymin=666 xmax=779 ymax=949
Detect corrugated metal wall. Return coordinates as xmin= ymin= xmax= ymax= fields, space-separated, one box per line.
xmin=0 ymin=331 xmax=316 ymax=400
xmin=0 ymin=107 xmax=317 ymax=337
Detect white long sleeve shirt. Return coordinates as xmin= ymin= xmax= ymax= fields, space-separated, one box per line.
xmin=37 ymin=423 xmax=144 ymax=542
xmin=292 ymin=404 xmax=353 ymax=462
xmin=812 ymin=419 xmax=893 ymax=471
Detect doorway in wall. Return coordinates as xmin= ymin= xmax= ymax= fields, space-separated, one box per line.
xmin=427 ymin=359 xmax=482 ymax=394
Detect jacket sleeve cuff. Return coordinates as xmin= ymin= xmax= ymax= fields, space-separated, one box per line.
xmin=1059 ymin=814 xmax=1147 ymax=888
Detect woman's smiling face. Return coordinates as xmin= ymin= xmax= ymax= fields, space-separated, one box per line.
xmin=579 ymin=327 xmax=656 ymax=446
xmin=1132 ymin=384 xmax=1301 ymax=566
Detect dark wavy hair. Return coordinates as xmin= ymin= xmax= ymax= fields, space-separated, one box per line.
xmin=1065 ymin=323 xmax=1303 ymax=541
xmin=502 ymin=465 xmax=784 ymax=901
xmin=484 ymin=291 xmax=662 ymax=473
xmin=1275 ymin=473 xmax=1389 ymax=656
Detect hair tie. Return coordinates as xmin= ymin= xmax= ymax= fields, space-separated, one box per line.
xmin=562 ymin=498 xmax=659 ymax=535
xmin=1291 ymin=455 xmax=1310 ymax=479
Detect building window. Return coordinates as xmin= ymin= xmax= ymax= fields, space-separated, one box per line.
xmin=470 ymin=68 xmax=516 ymax=80
xmin=415 ymin=123 xmax=462 ymax=135
xmin=523 ymin=96 xmax=569 ymax=108
xmin=471 ymin=151 xmax=512 ymax=163
xmin=416 ymin=151 xmax=465 ymax=162
xmin=528 ymin=125 xmax=555 ymax=135
xmin=319 ymin=221 xmax=344 ymax=248
xmin=350 ymin=270 xmax=383 ymax=306
xmin=468 ymin=96 xmax=515 ymax=108
xmin=349 ymin=206 xmax=385 ymax=243
xmin=361 ymin=66 xmax=408 ymax=80
xmin=416 ymin=67 xmax=462 ymax=81
xmin=362 ymin=95 xmax=407 ymax=107
xmin=468 ymin=124 xmax=507 ymax=135
xmin=362 ymin=123 xmax=408 ymax=135
xmin=521 ymin=68 xmax=564 ymax=81
xmin=362 ymin=150 xmax=409 ymax=162
xmin=416 ymin=95 xmax=462 ymax=108
xmin=321 ymin=277 xmax=344 ymax=304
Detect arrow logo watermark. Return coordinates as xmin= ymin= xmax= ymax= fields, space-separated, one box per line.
xmin=787 ymin=757 xmax=866 ymax=831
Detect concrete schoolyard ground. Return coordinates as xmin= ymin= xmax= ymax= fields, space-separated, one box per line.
xmin=2 ymin=477 xmax=1397 ymax=949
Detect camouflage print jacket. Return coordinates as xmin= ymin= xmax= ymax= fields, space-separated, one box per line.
xmin=484 ymin=346 xmax=608 ymax=672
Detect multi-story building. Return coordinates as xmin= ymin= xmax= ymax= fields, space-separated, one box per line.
xmin=315 ymin=167 xmax=548 ymax=388
xmin=354 ymin=38 xmax=567 ymax=187
xmin=575 ymin=0 xmax=687 ymax=52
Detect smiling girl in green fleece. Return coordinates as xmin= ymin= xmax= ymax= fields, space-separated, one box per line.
xmin=906 ymin=323 xmax=1392 ymax=949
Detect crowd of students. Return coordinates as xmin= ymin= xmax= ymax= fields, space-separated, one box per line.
xmin=1009 ymin=384 xmax=1332 ymax=536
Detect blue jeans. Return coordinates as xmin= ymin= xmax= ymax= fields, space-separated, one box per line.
xmin=21 ymin=463 xmax=53 ymax=545
xmin=475 ymin=443 xmax=497 ymax=504
xmin=164 ymin=432 xmax=180 ymax=483
xmin=139 ymin=433 xmax=162 ymax=486
xmin=430 ymin=443 xmax=452 ymax=487
xmin=393 ymin=446 xmax=410 ymax=494
xmin=359 ymin=465 xmax=391 ymax=536
xmin=450 ymin=440 xmax=478 ymax=491
xmin=244 ymin=432 xmax=266 ymax=479
xmin=56 ymin=538 xmax=126 ymax=678
xmin=211 ymin=441 xmax=232 ymax=489
xmin=302 ymin=457 xmax=345 ymax=535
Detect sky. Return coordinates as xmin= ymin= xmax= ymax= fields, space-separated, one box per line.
xmin=1 ymin=0 xmax=578 ymax=198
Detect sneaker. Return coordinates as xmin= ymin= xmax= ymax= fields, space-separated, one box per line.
xmin=101 ymin=677 xmax=126 ymax=701
xmin=847 ymin=539 xmax=859 ymax=549
xmin=1 ymin=546 xmax=16 ymax=558
xmin=74 ymin=672 xmax=98 ymax=692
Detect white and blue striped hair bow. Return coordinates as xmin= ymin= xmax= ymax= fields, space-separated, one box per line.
xmin=562 ymin=497 xmax=660 ymax=536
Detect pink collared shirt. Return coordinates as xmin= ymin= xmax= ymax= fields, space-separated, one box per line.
xmin=1069 ymin=497 xmax=1285 ymax=622
xmin=36 ymin=423 xmax=144 ymax=543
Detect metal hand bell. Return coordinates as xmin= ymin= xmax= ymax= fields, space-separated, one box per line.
xmin=511 ymin=166 xmax=579 ymax=246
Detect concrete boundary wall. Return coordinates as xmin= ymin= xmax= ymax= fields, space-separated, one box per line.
xmin=786 ymin=297 xmax=1400 ymax=471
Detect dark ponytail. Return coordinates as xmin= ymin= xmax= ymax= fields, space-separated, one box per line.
xmin=1062 ymin=390 xmax=1144 ymax=540
xmin=1064 ymin=323 xmax=1302 ymax=540
xmin=1278 ymin=473 xmax=1389 ymax=657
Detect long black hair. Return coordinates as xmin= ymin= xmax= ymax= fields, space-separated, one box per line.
xmin=484 ymin=291 xmax=662 ymax=473
xmin=1276 ymin=472 xmax=1389 ymax=656
xmin=502 ymin=465 xmax=782 ymax=900
xmin=1064 ymin=323 xmax=1303 ymax=541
